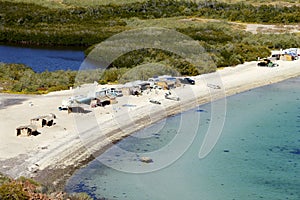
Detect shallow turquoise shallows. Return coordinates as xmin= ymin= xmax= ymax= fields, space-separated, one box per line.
xmin=66 ymin=77 xmax=300 ymax=200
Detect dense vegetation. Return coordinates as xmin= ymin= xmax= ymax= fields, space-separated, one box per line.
xmin=0 ymin=63 xmax=77 ymax=93
xmin=1 ymin=0 xmax=300 ymax=47
xmin=1 ymin=0 xmax=300 ymax=91
xmin=5 ymin=0 xmax=300 ymax=8
xmin=0 ymin=173 xmax=92 ymax=200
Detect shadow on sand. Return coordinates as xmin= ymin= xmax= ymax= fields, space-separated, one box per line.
xmin=0 ymin=98 xmax=28 ymax=109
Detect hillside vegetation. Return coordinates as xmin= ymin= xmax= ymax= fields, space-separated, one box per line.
xmin=4 ymin=0 xmax=300 ymax=8
xmin=0 ymin=173 xmax=92 ymax=200
xmin=0 ymin=63 xmax=77 ymax=93
xmin=1 ymin=0 xmax=300 ymax=47
xmin=0 ymin=0 xmax=300 ymax=92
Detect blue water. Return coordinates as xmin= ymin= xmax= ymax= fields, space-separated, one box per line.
xmin=66 ymin=77 xmax=300 ymax=200
xmin=0 ymin=45 xmax=85 ymax=72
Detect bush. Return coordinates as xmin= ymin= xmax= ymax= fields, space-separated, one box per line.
xmin=0 ymin=173 xmax=11 ymax=186
xmin=0 ymin=63 xmax=78 ymax=94
xmin=0 ymin=181 xmax=29 ymax=200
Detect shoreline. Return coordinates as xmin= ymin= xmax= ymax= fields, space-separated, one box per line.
xmin=1 ymin=59 xmax=300 ymax=191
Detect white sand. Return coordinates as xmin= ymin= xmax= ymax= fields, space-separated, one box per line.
xmin=0 ymin=59 xmax=300 ymax=179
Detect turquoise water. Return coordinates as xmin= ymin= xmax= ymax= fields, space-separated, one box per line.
xmin=66 ymin=77 xmax=300 ymax=200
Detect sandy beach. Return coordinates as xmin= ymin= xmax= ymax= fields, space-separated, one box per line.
xmin=1 ymin=59 xmax=300 ymax=189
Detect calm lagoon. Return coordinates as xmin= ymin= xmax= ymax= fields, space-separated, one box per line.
xmin=0 ymin=45 xmax=85 ymax=72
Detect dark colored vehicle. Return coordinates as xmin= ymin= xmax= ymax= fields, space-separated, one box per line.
xmin=257 ymin=58 xmax=271 ymax=66
xmin=257 ymin=59 xmax=279 ymax=67
xmin=180 ymin=77 xmax=195 ymax=85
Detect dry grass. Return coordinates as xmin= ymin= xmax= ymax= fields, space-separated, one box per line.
xmin=125 ymin=16 xmax=234 ymax=29
xmin=124 ymin=17 xmax=248 ymax=36
xmin=244 ymin=23 xmax=300 ymax=34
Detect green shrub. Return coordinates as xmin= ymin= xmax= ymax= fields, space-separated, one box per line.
xmin=0 ymin=181 xmax=29 ymax=200
xmin=0 ymin=63 xmax=79 ymax=94
xmin=0 ymin=173 xmax=11 ymax=186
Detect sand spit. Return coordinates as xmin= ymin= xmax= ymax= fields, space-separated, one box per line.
xmin=0 ymin=59 xmax=300 ymax=189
